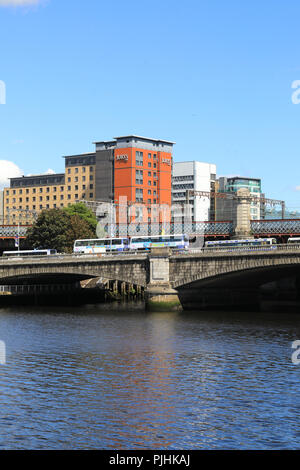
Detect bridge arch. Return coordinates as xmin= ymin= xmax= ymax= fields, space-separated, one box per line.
xmin=171 ymin=252 xmax=300 ymax=289
xmin=0 ymin=255 xmax=148 ymax=288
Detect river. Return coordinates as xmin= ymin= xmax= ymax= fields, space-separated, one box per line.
xmin=0 ymin=303 xmax=299 ymax=449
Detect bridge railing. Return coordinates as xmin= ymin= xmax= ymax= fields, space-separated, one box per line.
xmin=0 ymin=221 xmax=234 ymax=238
xmin=188 ymin=243 xmax=300 ymax=255
xmin=114 ymin=221 xmax=234 ymax=237
xmin=251 ymin=219 xmax=300 ymax=235
xmin=0 ymin=225 xmax=29 ymax=237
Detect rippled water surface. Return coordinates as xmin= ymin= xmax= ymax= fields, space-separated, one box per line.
xmin=0 ymin=303 xmax=299 ymax=449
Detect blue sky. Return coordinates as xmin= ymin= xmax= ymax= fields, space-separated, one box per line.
xmin=0 ymin=0 xmax=300 ymax=208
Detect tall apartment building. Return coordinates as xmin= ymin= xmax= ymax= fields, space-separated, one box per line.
xmin=217 ymin=176 xmax=262 ymax=220
xmin=172 ymin=161 xmax=217 ymax=222
xmin=3 ymin=135 xmax=174 ymax=225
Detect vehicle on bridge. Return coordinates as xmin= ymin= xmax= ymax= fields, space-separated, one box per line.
xmin=2 ymin=249 xmax=57 ymax=258
xmin=204 ymin=238 xmax=277 ymax=250
xmin=73 ymin=235 xmax=189 ymax=254
xmin=129 ymin=234 xmax=189 ymax=251
xmin=73 ymin=238 xmax=129 ymax=254
xmin=287 ymin=237 xmax=300 ymax=244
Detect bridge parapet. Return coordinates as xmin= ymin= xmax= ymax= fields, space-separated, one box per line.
xmin=251 ymin=219 xmax=300 ymax=236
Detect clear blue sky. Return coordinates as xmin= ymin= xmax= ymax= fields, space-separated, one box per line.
xmin=1 ymin=0 xmax=300 ymax=208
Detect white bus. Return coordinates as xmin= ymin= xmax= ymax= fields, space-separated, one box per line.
xmin=204 ymin=238 xmax=277 ymax=250
xmin=129 ymin=234 xmax=189 ymax=251
xmin=287 ymin=237 xmax=300 ymax=244
xmin=2 ymin=249 xmax=57 ymax=257
xmin=73 ymin=238 xmax=129 ymax=254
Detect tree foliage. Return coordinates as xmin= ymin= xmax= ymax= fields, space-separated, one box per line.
xmin=64 ymin=202 xmax=97 ymax=232
xmin=26 ymin=207 xmax=96 ymax=253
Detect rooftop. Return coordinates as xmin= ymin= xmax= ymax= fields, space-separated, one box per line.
xmin=94 ymin=135 xmax=176 ymax=145
xmin=10 ymin=173 xmax=65 ymax=180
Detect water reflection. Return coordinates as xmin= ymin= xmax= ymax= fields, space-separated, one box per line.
xmin=0 ymin=305 xmax=299 ymax=449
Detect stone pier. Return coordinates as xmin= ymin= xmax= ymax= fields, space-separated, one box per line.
xmin=145 ymin=248 xmax=182 ymax=311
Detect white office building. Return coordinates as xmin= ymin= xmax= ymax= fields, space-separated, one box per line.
xmin=172 ymin=161 xmax=217 ymax=222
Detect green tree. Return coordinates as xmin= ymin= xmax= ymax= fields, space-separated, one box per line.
xmin=26 ymin=208 xmax=96 ymax=253
xmin=26 ymin=209 xmax=70 ymax=253
xmin=64 ymin=214 xmax=95 ymax=253
xmin=64 ymin=202 xmax=97 ymax=233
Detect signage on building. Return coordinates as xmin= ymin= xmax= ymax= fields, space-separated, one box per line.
xmin=116 ymin=154 xmax=128 ymax=161
xmin=162 ymin=158 xmax=171 ymax=165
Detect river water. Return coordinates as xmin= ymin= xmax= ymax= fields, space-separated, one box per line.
xmin=0 ymin=303 xmax=299 ymax=450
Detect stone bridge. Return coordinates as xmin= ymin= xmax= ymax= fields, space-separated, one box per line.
xmin=1 ymin=246 xmax=300 ymax=310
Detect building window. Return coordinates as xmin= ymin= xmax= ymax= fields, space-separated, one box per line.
xmin=148 ymin=181 xmax=151 ymax=186
xmin=148 ymin=171 xmax=151 ymax=177
xmin=135 ymin=188 xmax=143 ymax=202
xmin=148 ymin=153 xmax=151 ymax=159
xmin=135 ymin=170 xmax=143 ymax=185
xmin=136 ymin=151 xmax=143 ymax=166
